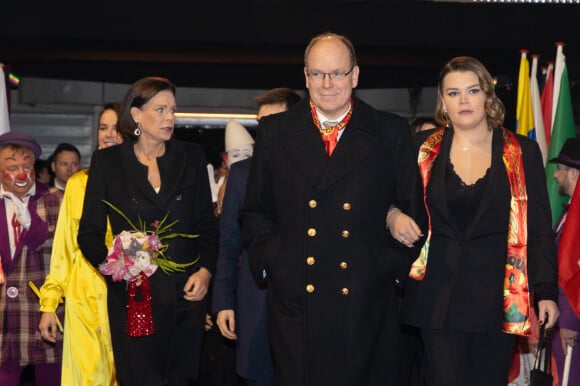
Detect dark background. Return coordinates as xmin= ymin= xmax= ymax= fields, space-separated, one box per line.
xmin=2 ymin=1 xmax=578 ymax=91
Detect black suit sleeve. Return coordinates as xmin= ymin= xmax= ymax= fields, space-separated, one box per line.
xmin=240 ymin=118 xmax=279 ymax=285
xmin=77 ymin=149 xmax=110 ymax=268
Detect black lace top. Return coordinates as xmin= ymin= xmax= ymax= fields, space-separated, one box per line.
xmin=446 ymin=157 xmax=491 ymax=231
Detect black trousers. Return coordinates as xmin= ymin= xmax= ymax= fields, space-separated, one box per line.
xmin=421 ymin=328 xmax=515 ymax=386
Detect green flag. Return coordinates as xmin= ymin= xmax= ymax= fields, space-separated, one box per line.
xmin=545 ymin=51 xmax=576 ymax=225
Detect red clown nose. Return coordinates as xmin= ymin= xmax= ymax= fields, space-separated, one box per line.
xmin=15 ymin=171 xmax=28 ymax=180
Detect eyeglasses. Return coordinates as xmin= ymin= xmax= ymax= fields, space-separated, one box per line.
xmin=306 ymin=67 xmax=354 ymax=81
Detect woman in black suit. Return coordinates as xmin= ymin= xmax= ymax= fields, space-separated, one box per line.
xmin=78 ymin=77 xmax=218 ymax=386
xmin=393 ymin=57 xmax=559 ymax=385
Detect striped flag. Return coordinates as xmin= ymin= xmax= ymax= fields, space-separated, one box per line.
xmin=0 ymin=65 xmax=10 ymax=134
xmin=515 ymin=50 xmax=535 ymax=140
xmin=545 ymin=43 xmax=577 ymax=225
xmin=541 ymin=62 xmax=554 ymax=145
xmin=530 ymin=55 xmax=547 ymax=164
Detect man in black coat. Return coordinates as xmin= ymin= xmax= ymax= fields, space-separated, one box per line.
xmin=212 ymin=88 xmax=300 ymax=386
xmin=241 ymin=32 xmax=415 ymax=386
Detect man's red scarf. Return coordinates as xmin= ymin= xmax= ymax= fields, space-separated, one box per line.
xmin=410 ymin=128 xmax=531 ymax=335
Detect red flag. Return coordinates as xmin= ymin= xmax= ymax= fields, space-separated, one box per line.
xmin=558 ymin=180 xmax=580 ymax=319
xmin=541 ymin=62 xmax=554 ymax=145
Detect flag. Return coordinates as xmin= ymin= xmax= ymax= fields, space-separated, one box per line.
xmin=515 ymin=50 xmax=535 ymax=140
xmin=558 ymin=180 xmax=580 ymax=319
xmin=0 ymin=65 xmax=10 ymax=134
xmin=545 ymin=43 xmax=577 ymax=225
xmin=541 ymin=62 xmax=554 ymax=144
xmin=530 ymin=55 xmax=547 ymax=164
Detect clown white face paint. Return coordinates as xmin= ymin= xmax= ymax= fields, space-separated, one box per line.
xmin=0 ymin=147 xmax=35 ymax=198
xmin=227 ymin=144 xmax=253 ymax=167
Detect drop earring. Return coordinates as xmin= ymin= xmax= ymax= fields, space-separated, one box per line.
xmin=134 ymin=122 xmax=142 ymax=136
xmin=442 ymin=111 xmax=451 ymax=128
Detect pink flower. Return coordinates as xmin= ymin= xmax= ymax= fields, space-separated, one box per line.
xmin=100 ymin=230 xmax=158 ymax=282
xmin=99 ymin=237 xmax=133 ymax=282
xmin=99 ymin=200 xmax=198 ymax=283
xmin=145 ymin=234 xmax=162 ymax=252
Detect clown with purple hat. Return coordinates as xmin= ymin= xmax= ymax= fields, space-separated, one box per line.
xmin=0 ymin=131 xmax=64 ymax=386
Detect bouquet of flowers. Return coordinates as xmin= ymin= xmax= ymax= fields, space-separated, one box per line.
xmin=99 ymin=200 xmax=199 ymax=337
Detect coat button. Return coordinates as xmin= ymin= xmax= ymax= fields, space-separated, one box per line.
xmin=341 ymin=288 xmax=349 ymax=296
xmin=7 ymin=286 xmax=19 ymax=298
xmin=306 ymin=256 xmax=315 ymax=265
xmin=342 ymin=202 xmax=351 ymax=211
xmin=341 ymin=230 xmax=350 ymax=238
xmin=176 ymin=194 xmax=183 ymax=201
xmin=339 ymin=261 xmax=348 ymax=269
xmin=308 ymin=200 xmax=317 ymax=208
xmin=307 ymin=228 xmax=317 ymax=237
xmin=306 ymin=284 xmax=315 ymax=293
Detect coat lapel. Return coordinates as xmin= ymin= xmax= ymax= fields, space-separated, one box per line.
xmin=314 ymin=115 xmax=377 ymax=194
xmin=120 ymin=141 xmax=164 ymax=210
xmin=0 ymin=199 xmax=11 ymax=271
xmin=280 ymin=111 xmax=329 ymax=189
xmin=429 ymin=129 xmax=455 ymax=237
xmin=157 ymin=140 xmax=187 ymax=208
xmin=280 ymin=101 xmax=378 ymax=194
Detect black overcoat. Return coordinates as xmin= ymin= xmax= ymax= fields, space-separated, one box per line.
xmin=78 ymin=139 xmax=218 ymax=386
xmin=241 ymin=97 xmax=415 ymax=386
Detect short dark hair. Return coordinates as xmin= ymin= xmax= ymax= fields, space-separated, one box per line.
xmin=409 ymin=117 xmax=438 ymax=134
xmin=34 ymin=159 xmax=49 ymax=178
xmin=50 ymin=143 xmax=81 ymax=162
xmin=118 ymin=77 xmax=176 ymax=140
xmin=254 ymin=88 xmax=301 ymax=109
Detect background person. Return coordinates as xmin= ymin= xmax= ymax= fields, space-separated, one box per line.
xmin=34 ymin=159 xmax=51 ymax=185
xmin=409 ymin=116 xmax=438 ymax=135
xmin=48 ymin=143 xmax=81 ymax=191
xmin=213 ymin=120 xmax=254 ymax=217
xmin=550 ymin=137 xmax=580 ymax=383
xmin=0 ymin=132 xmax=63 ymax=386
xmin=401 ymin=56 xmax=559 ymax=386
xmin=78 ymin=77 xmax=218 ymax=386
xmin=241 ymin=32 xmax=415 ymax=386
xmin=39 ymin=102 xmax=122 ymax=385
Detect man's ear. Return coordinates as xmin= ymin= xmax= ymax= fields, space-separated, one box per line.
xmin=571 ymin=168 xmax=580 ymax=185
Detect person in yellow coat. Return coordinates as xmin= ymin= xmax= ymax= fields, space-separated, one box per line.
xmin=38 ymin=103 xmax=123 ymax=386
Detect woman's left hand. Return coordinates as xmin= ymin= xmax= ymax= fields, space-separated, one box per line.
xmin=183 ymin=267 xmax=211 ymax=301
xmin=537 ymin=299 xmax=560 ymax=329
